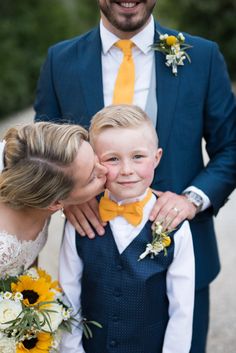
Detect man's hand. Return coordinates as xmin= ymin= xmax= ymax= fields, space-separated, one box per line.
xmin=150 ymin=190 xmax=198 ymax=229
xmin=64 ymin=198 xmax=106 ymax=238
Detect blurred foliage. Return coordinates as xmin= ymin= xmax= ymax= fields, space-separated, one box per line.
xmin=155 ymin=0 xmax=236 ymax=81
xmin=0 ymin=0 xmax=235 ymax=119
xmin=71 ymin=0 xmax=99 ymax=32
xmin=0 ymin=0 xmax=99 ymax=119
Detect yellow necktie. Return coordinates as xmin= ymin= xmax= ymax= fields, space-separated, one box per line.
xmin=99 ymin=189 xmax=152 ymax=226
xmin=112 ymin=40 xmax=135 ymax=104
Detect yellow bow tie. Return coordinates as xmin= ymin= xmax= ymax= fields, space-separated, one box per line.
xmin=99 ymin=189 xmax=152 ymax=226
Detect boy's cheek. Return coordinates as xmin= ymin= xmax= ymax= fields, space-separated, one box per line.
xmin=105 ymin=168 xmax=118 ymax=182
xmin=139 ymin=165 xmax=155 ymax=181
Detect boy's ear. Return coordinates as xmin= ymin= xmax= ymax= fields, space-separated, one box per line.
xmin=154 ymin=148 xmax=163 ymax=168
xmin=47 ymin=200 xmax=63 ymax=212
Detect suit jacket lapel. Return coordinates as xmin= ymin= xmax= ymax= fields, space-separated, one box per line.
xmin=154 ymin=23 xmax=180 ymax=151
xmin=79 ymin=27 xmax=104 ymax=117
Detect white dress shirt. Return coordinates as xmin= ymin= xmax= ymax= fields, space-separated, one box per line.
xmin=0 ymin=140 xmax=6 ymax=172
xmin=59 ymin=193 xmax=195 ymax=353
xmin=101 ymin=16 xmax=155 ymax=111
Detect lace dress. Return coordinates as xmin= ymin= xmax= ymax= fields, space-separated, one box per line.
xmin=0 ymin=220 xmax=49 ymax=278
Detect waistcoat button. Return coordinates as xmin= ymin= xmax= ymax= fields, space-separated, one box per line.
xmin=110 ymin=340 xmax=117 ymax=347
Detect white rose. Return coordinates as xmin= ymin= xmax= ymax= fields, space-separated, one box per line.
xmin=0 ymin=334 xmax=16 ymax=353
xmin=0 ymin=299 xmax=22 ymax=329
xmin=38 ymin=303 xmax=63 ymax=332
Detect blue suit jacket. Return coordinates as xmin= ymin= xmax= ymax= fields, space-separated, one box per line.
xmin=34 ymin=22 xmax=236 ymax=289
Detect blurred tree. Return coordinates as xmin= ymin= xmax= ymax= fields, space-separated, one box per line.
xmin=71 ymin=0 xmax=99 ymax=32
xmin=0 ymin=0 xmax=81 ymax=118
xmin=155 ymin=0 xmax=236 ymax=80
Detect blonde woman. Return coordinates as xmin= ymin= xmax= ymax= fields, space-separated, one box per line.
xmin=0 ymin=122 xmax=106 ymax=278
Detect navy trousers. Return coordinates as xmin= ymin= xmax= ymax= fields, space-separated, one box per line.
xmin=190 ymin=286 xmax=210 ymax=353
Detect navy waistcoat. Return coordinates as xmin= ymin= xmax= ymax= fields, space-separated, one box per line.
xmin=76 ymin=221 xmax=176 ymax=353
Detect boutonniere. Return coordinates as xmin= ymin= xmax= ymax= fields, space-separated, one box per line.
xmin=139 ymin=221 xmax=173 ymax=260
xmin=152 ymin=32 xmax=193 ymax=76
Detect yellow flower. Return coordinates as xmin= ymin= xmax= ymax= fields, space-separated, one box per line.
xmin=11 ymin=275 xmax=54 ymax=307
xmin=166 ymin=35 xmax=178 ymax=46
xmin=162 ymin=235 xmax=171 ymax=247
xmin=37 ymin=268 xmax=61 ymax=293
xmin=16 ymin=332 xmax=53 ymax=353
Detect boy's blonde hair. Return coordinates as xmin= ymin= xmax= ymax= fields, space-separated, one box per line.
xmin=89 ymin=104 xmax=158 ymax=147
xmin=0 ymin=122 xmax=88 ymax=209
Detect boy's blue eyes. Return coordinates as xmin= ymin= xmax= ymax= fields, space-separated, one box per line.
xmin=105 ymin=155 xmax=144 ymax=162
xmin=106 ymin=157 xmax=118 ymax=162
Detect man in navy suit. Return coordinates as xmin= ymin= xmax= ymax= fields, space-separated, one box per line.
xmin=34 ymin=1 xmax=236 ymax=352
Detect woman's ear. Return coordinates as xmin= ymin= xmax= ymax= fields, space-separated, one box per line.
xmin=47 ymin=200 xmax=63 ymax=212
xmin=154 ymin=148 xmax=163 ymax=168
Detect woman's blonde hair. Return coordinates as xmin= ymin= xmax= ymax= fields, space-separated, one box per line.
xmin=0 ymin=122 xmax=88 ymax=208
xmin=89 ymin=104 xmax=158 ymax=147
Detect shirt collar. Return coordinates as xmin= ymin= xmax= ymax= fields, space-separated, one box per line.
xmin=100 ymin=15 xmax=155 ymax=55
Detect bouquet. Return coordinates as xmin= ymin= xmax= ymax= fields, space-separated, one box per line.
xmin=0 ymin=267 xmax=100 ymax=353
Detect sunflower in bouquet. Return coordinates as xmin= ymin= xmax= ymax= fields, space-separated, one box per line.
xmin=0 ymin=267 xmax=100 ymax=353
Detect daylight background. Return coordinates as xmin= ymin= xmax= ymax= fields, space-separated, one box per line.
xmin=0 ymin=1 xmax=235 ymax=352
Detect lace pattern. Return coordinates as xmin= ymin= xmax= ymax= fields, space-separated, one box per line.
xmin=0 ymin=220 xmax=49 ymax=278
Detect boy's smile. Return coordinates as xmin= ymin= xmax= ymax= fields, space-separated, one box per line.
xmin=93 ymin=125 xmax=162 ymax=201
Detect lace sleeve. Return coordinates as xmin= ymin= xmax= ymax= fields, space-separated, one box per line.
xmin=0 ymin=233 xmax=21 ymax=273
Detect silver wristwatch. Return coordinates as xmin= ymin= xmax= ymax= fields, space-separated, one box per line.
xmin=183 ymin=191 xmax=203 ymax=212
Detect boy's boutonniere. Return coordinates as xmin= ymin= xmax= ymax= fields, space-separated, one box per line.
xmin=139 ymin=221 xmax=173 ymax=260
xmin=152 ymin=32 xmax=193 ymax=76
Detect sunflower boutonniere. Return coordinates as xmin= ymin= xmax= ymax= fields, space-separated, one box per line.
xmin=139 ymin=221 xmax=174 ymax=261
xmin=152 ymin=32 xmax=193 ymax=76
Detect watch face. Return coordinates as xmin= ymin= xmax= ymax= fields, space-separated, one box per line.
xmin=184 ymin=192 xmax=203 ymax=208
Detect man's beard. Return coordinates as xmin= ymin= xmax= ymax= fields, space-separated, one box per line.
xmin=99 ymin=1 xmax=156 ymax=33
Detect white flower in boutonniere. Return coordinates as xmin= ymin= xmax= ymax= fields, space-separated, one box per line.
xmin=139 ymin=221 xmax=173 ymax=260
xmin=152 ymin=32 xmax=192 ymax=76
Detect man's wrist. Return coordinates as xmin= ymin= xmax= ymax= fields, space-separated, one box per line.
xmin=182 ymin=191 xmax=203 ymax=213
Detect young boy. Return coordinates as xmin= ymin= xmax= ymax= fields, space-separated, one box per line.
xmin=59 ymin=105 xmax=195 ymax=353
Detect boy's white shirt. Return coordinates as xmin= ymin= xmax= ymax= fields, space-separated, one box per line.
xmin=59 ymin=192 xmax=195 ymax=353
